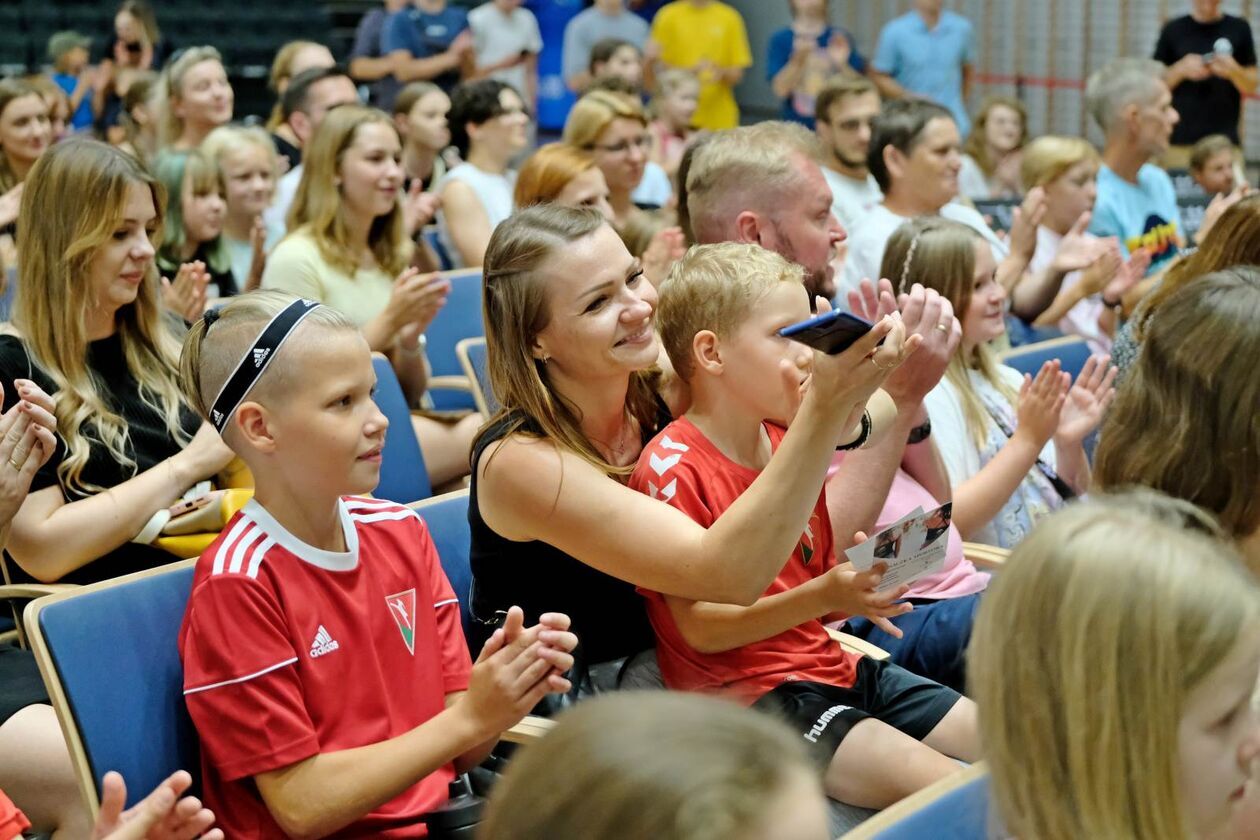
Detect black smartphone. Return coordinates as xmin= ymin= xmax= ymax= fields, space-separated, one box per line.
xmin=779 ymin=310 xmax=878 ymax=354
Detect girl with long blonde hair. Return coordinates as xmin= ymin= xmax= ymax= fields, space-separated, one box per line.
xmin=155 ymin=46 xmax=234 ymax=151
xmin=262 ymin=104 xmax=475 ymax=488
xmin=970 ymin=490 xmax=1260 ymax=840
xmin=0 ymin=137 xmax=233 ymax=583
xmin=469 ymin=203 xmax=910 ymax=682
xmin=200 ymin=125 xmax=283 ymax=292
xmin=959 ymin=95 xmax=1027 ymax=200
xmin=1095 ymin=265 xmax=1260 ymax=574
xmin=887 ymin=218 xmax=1114 ymax=548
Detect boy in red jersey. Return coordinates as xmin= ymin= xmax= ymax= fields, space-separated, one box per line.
xmin=629 ymin=243 xmax=979 ymax=810
xmin=177 ymin=292 xmax=577 ymax=838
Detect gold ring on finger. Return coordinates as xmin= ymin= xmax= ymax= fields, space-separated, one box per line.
xmin=936 ymin=323 xmax=950 ymax=333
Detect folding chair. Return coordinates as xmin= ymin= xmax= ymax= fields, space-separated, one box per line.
xmin=456 ymin=337 xmax=499 ymax=418
xmin=424 ymin=269 xmax=484 ymax=411
xmin=841 ymin=762 xmax=992 ymax=839
xmin=0 ymin=553 xmax=71 ymax=648
xmin=372 ymin=354 xmax=434 ymax=505
xmin=999 ymin=335 xmax=1092 ymax=382
xmin=25 ymin=560 xmax=200 ymax=814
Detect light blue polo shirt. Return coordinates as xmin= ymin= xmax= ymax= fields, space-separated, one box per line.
xmin=873 ymin=11 xmax=974 ymax=137
xmin=1089 ymin=164 xmax=1181 ymax=275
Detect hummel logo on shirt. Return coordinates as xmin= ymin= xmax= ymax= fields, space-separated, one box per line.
xmin=309 ymin=624 xmax=340 ymax=658
xmin=253 ymin=348 xmax=271 ymax=367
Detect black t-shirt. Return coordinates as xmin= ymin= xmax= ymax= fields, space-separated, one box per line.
xmin=272 ymin=133 xmax=302 ymax=173
xmin=1154 ymin=14 xmax=1257 ymax=145
xmin=0 ymin=333 xmax=202 ymax=584
xmin=468 ymin=410 xmax=667 ymax=668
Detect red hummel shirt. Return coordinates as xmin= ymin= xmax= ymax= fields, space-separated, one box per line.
xmin=180 ymin=497 xmax=472 ymax=838
xmin=628 ymin=417 xmax=859 ymax=703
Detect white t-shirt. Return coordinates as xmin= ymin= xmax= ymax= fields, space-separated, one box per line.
xmin=468 ymin=3 xmax=543 ymax=97
xmin=840 ymin=201 xmax=1008 ymax=302
xmin=958 ymin=155 xmax=991 ymax=201
xmin=437 ymin=162 xmax=516 ymax=268
xmin=822 ymin=167 xmax=882 ymax=233
xmin=264 ymin=164 xmax=302 ymax=237
xmin=924 ymin=365 xmax=1062 ymax=549
xmin=1029 ymin=225 xmax=1110 ymax=354
xmin=631 ymin=161 xmax=673 ymax=209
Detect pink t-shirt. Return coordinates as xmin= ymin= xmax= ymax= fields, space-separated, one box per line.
xmin=828 ymin=456 xmax=988 ymax=601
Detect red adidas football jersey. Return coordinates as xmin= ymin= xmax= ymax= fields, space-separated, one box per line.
xmin=628 ymin=417 xmax=859 ymax=703
xmin=179 ymin=497 xmax=473 ymax=838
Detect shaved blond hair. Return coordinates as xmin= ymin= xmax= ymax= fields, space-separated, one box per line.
xmin=685 ymin=122 xmax=823 ymax=245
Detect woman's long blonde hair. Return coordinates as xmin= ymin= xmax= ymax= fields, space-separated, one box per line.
xmin=14 ymin=138 xmax=191 ymax=495
xmin=286 ymin=105 xmax=411 ymax=277
xmin=881 ymin=218 xmax=1015 ymax=447
xmin=479 ymin=692 xmax=823 ymax=840
xmin=970 ymin=490 xmax=1260 ymax=840
xmin=1096 ymin=266 xmax=1260 ymax=551
xmin=475 ymin=204 xmax=662 ymax=477
xmin=156 ymin=46 xmax=224 ymax=148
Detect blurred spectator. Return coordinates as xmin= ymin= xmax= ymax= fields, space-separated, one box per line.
xmin=154 ymin=150 xmax=234 ymax=298
xmin=201 ymin=126 xmax=284 ymax=292
xmin=349 ymin=0 xmax=409 ymax=107
xmin=514 ymin=142 xmax=614 ymax=220
xmin=870 ymin=0 xmax=974 ymax=137
xmin=565 ymin=89 xmax=672 ymax=225
xmin=1189 ymin=133 xmax=1241 ymax=195
xmin=392 ymin=81 xmax=455 ymax=191
xmin=767 ymin=0 xmax=866 ymax=128
xmin=1085 ymin=58 xmax=1182 ymax=274
xmin=647 ymin=68 xmax=699 ymax=179
xmin=814 ymin=75 xmax=883 ymax=231
xmin=959 ymin=96 xmax=1028 ymax=200
xmin=24 ymin=76 xmax=71 ymax=145
xmin=155 ymin=46 xmax=233 ymax=152
xmin=437 ymin=79 xmax=529 ymax=267
xmin=468 ymin=0 xmax=543 ymax=108
xmin=589 ymin=38 xmax=645 ymax=92
xmin=264 ymin=66 xmax=361 ymax=235
xmin=563 ymin=0 xmax=650 ymax=93
xmin=47 ymin=32 xmax=98 ymax=133
xmin=114 ymin=70 xmax=158 ymax=163
xmin=648 ymin=0 xmax=751 ymax=131
xmin=381 ymin=0 xmax=474 ymax=109
xmin=1154 ymin=0 xmax=1257 ymax=167
xmin=266 ymin=41 xmax=337 ymax=170
xmin=105 ymin=1 xmax=170 ymax=72
xmin=0 ymin=79 xmax=52 ymax=262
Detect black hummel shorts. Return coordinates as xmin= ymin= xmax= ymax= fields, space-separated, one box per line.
xmin=750 ymin=657 xmax=962 ymax=769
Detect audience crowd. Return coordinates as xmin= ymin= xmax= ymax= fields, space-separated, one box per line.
xmin=0 ymin=0 xmax=1257 ymax=838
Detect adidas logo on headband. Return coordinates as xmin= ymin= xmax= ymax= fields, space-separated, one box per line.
xmin=253 ymin=348 xmax=270 ymax=367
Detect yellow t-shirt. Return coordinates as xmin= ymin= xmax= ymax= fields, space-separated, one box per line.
xmin=260 ymin=230 xmax=394 ymax=328
xmin=650 ymin=1 xmax=751 ymax=131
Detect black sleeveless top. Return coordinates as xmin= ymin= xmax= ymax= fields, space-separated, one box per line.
xmin=468 ymin=408 xmax=669 ymax=666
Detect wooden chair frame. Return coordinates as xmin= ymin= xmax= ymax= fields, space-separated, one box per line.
xmin=455 ymin=337 xmax=492 ymax=418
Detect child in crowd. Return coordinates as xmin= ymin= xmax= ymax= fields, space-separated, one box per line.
xmin=971 ymin=490 xmax=1260 ymax=839
xmin=630 ymin=242 xmax=979 ymax=810
xmin=201 ymin=125 xmax=284 ymax=293
xmin=177 ymin=290 xmax=577 ymax=838
xmin=589 ymin=38 xmax=645 ymax=92
xmin=481 ymin=692 xmax=832 ymax=840
xmin=887 ymin=218 xmax=1114 ymax=548
xmin=154 ymin=150 xmax=235 ymax=299
xmin=47 ymin=31 xmax=98 ymax=134
xmin=1189 ymin=133 xmax=1242 ymax=196
xmin=648 ymin=68 xmax=700 ymax=179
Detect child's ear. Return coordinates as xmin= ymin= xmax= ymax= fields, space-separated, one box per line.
xmin=233 ymin=401 xmax=278 ymax=454
xmin=692 ymin=329 xmax=723 ymax=375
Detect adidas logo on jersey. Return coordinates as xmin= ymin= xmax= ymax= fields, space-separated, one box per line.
xmin=309 ymin=625 xmax=340 ymax=658
xmin=253 ymin=348 xmax=271 ymax=367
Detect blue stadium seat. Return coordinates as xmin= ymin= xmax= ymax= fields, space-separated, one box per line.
xmin=25 ymin=560 xmax=200 ymax=812
xmin=457 ymin=337 xmax=498 ymax=417
xmin=841 ymin=764 xmax=992 ymax=839
xmin=410 ymin=490 xmax=472 ymax=640
xmin=999 ymin=335 xmax=1093 ymax=383
xmin=372 ymin=355 xmax=434 ymax=505
xmin=425 ymin=270 xmax=483 ymax=411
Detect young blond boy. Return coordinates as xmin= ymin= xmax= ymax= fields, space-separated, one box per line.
xmin=629 ymin=243 xmax=980 ymax=809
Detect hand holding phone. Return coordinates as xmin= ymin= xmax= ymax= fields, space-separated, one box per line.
xmin=779 ymin=310 xmax=881 ymax=355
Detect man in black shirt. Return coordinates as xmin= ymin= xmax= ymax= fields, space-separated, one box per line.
xmin=1153 ymin=0 xmax=1257 ymax=167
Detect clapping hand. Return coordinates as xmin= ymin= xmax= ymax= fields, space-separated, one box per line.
xmin=1014 ymin=360 xmax=1069 ymax=449
xmin=92 ymin=770 xmax=221 ymax=840
xmin=1055 ymin=354 xmax=1117 ymax=446
xmin=161 ymin=262 xmax=210 ymax=322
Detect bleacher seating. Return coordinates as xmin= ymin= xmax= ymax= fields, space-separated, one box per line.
xmin=841 ymin=763 xmax=992 ymax=840
xmin=371 ymin=354 xmax=433 ymax=505
xmin=999 ymin=335 xmax=1092 ymax=383
xmin=425 ymin=268 xmax=484 ymax=411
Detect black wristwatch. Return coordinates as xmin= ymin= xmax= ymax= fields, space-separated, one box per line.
xmin=836 ymin=410 xmax=873 ymax=451
xmin=907 ymin=418 xmax=932 ymax=445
